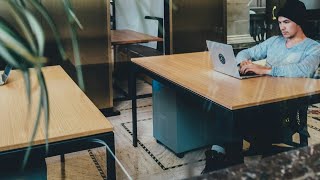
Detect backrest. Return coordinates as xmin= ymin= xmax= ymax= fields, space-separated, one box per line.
xmin=145 ymin=16 xmax=163 ymax=53
xmin=250 ymin=14 xmax=267 ymax=44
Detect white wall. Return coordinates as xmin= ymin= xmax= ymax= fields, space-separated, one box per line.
xmin=301 ymin=0 xmax=320 ymax=10
xmin=115 ymin=0 xmax=164 ymax=48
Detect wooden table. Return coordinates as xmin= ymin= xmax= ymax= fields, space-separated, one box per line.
xmin=0 ymin=66 xmax=115 ymax=179
xmin=111 ymin=29 xmax=163 ymax=45
xmin=130 ymin=51 xmax=320 ymax=153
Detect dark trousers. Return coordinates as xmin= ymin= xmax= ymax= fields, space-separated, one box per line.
xmin=211 ymin=102 xmax=294 ymax=156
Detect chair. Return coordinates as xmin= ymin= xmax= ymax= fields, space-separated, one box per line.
xmin=113 ymin=16 xmax=164 ymax=101
xmin=243 ymin=103 xmax=309 ymax=157
xmin=126 ymin=16 xmax=164 ymax=57
xmin=249 ymin=14 xmax=267 ymax=44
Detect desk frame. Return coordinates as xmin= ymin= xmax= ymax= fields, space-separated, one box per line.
xmin=0 ymin=132 xmax=115 ymax=179
xmin=130 ymin=62 xmax=320 ymax=158
xmin=111 ymin=29 xmax=163 ymax=102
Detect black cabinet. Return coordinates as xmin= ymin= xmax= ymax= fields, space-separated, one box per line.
xmin=164 ymin=0 xmax=226 ymax=54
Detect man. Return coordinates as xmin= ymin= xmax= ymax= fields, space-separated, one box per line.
xmin=202 ymin=0 xmax=320 ymax=174
xmin=238 ymin=1 xmax=320 ymax=77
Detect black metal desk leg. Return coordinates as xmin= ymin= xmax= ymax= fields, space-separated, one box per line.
xmin=130 ymin=64 xmax=138 ymax=147
xmin=106 ymin=133 xmax=116 ymax=180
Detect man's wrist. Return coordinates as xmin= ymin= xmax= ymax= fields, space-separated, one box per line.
xmin=264 ymin=68 xmax=272 ymax=75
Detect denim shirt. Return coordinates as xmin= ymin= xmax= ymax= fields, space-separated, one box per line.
xmin=236 ymin=36 xmax=320 ymax=78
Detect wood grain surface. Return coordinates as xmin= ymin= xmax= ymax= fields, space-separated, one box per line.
xmin=132 ymin=52 xmax=320 ymax=110
xmin=111 ymin=29 xmax=163 ymax=45
xmin=0 ymin=66 xmax=113 ymax=152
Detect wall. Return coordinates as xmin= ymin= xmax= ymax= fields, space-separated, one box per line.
xmin=115 ymin=0 xmax=164 ymax=48
xmin=301 ymin=0 xmax=320 ymax=10
xmin=227 ymin=0 xmax=250 ymax=36
xmin=227 ymin=0 xmax=256 ymax=46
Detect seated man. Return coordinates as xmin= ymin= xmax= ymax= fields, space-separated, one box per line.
xmin=202 ymin=0 xmax=320 ymax=174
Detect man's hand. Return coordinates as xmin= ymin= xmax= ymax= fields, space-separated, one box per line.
xmin=239 ymin=63 xmax=271 ymax=75
xmin=239 ymin=60 xmax=252 ymax=67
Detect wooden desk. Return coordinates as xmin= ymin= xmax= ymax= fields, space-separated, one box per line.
xmin=111 ymin=29 xmax=163 ymax=45
xmin=0 ymin=66 xmax=115 ymax=179
xmin=130 ymin=52 xmax=320 ymax=152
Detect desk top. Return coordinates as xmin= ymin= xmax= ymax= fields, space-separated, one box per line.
xmin=111 ymin=29 xmax=163 ymax=45
xmin=132 ymin=52 xmax=320 ymax=110
xmin=0 ymin=66 xmax=113 ymax=152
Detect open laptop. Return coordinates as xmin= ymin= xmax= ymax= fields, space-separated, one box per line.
xmin=0 ymin=64 xmax=12 ymax=85
xmin=206 ymin=40 xmax=262 ymax=79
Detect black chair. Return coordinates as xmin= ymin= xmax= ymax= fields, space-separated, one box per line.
xmin=126 ymin=16 xmax=164 ymax=57
xmin=243 ymin=99 xmax=310 ymax=158
xmin=113 ymin=16 xmax=164 ymax=101
xmin=250 ymin=14 xmax=267 ymax=44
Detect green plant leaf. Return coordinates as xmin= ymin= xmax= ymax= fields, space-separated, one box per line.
xmin=22 ymin=69 xmax=32 ymax=106
xmin=8 ymin=0 xmax=37 ymax=54
xmin=22 ymin=7 xmax=45 ymax=56
xmin=91 ymin=139 xmax=133 ymax=180
xmin=0 ymin=26 xmax=46 ymax=65
xmin=69 ymin=27 xmax=85 ymax=90
xmin=38 ymin=69 xmax=49 ymax=153
xmin=22 ymin=85 xmax=42 ymax=169
xmin=29 ymin=0 xmax=67 ymax=60
xmin=62 ymin=0 xmax=83 ymax=29
xmin=0 ymin=42 xmax=21 ymax=68
xmin=62 ymin=0 xmax=85 ymax=90
xmin=15 ymin=0 xmax=26 ymax=7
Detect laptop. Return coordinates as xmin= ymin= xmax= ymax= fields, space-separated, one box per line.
xmin=206 ymin=40 xmax=262 ymax=79
xmin=0 ymin=64 xmax=12 ymax=85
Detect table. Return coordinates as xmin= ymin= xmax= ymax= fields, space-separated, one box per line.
xmin=130 ymin=51 xmax=320 ymax=156
xmin=111 ymin=29 xmax=163 ymax=101
xmin=111 ymin=29 xmax=163 ymax=45
xmin=0 ymin=66 xmax=115 ymax=179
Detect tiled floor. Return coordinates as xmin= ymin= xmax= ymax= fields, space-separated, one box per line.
xmin=46 ymin=81 xmax=320 ymax=180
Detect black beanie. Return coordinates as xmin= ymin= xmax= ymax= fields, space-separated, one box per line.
xmin=277 ymin=0 xmax=307 ymax=26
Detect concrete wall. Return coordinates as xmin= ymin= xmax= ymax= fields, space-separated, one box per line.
xmin=227 ymin=0 xmax=250 ymax=36
xmin=249 ymin=0 xmax=266 ymax=7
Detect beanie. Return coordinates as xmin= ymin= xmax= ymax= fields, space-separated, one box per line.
xmin=277 ymin=0 xmax=307 ymax=27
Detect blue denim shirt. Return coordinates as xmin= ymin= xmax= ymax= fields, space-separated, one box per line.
xmin=236 ymin=36 xmax=320 ymax=78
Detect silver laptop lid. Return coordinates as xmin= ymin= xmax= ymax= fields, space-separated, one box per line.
xmin=206 ymin=40 xmax=240 ymax=78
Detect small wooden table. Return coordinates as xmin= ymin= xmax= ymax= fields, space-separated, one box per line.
xmin=111 ymin=29 xmax=163 ymax=45
xmin=0 ymin=66 xmax=115 ymax=179
xmin=130 ymin=52 xmax=320 ymax=154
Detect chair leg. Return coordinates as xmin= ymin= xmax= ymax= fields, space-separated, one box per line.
xmin=298 ymin=106 xmax=309 ymax=146
xmin=299 ymin=133 xmax=308 ymax=146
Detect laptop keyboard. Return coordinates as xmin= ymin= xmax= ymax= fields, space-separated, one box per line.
xmin=239 ymin=71 xmax=257 ymax=77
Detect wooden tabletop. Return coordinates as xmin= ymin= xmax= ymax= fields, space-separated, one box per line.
xmin=0 ymin=66 xmax=113 ymax=152
xmin=132 ymin=52 xmax=320 ymax=110
xmin=111 ymin=29 xmax=163 ymax=45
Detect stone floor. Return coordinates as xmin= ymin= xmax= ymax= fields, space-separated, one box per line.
xmin=46 ymin=80 xmax=320 ymax=180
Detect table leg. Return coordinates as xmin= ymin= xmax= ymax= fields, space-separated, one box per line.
xmin=130 ymin=63 xmax=138 ymax=147
xmin=106 ymin=132 xmax=116 ymax=180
